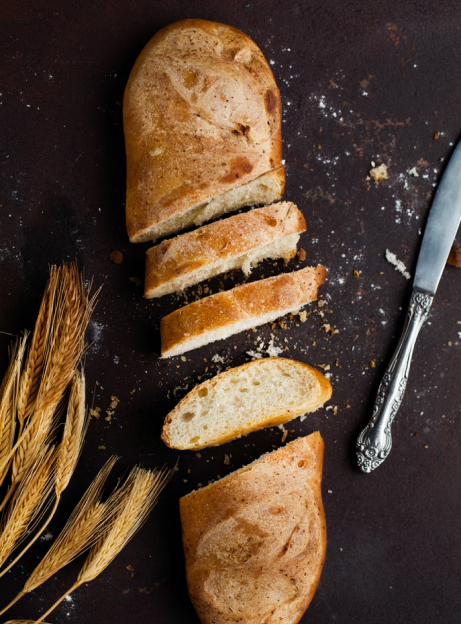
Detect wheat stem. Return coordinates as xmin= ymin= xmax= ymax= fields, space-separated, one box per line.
xmin=35 ymin=582 xmax=79 ymax=624
xmin=0 ymin=457 xmax=119 ymax=617
xmin=33 ymin=465 xmax=173 ymax=623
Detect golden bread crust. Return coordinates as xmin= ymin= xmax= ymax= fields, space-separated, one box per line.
xmin=144 ymin=202 xmax=306 ymax=298
xmin=124 ymin=19 xmax=283 ymax=242
xmin=160 ymin=265 xmax=327 ymax=357
xmin=180 ymin=432 xmax=327 ymax=624
xmin=161 ymin=357 xmax=332 ymax=449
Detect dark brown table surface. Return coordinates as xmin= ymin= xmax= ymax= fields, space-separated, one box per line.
xmin=1 ymin=1 xmax=461 ymax=622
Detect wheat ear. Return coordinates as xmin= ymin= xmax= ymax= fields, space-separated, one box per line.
xmin=0 ymin=456 xmax=119 ymax=617
xmin=0 ymin=445 xmax=55 ymax=568
xmin=0 ymin=335 xmax=28 ymax=487
xmin=35 ymin=465 xmax=174 ymax=624
xmin=0 ymin=263 xmax=100 ymax=485
xmin=0 ymin=371 xmax=88 ymax=578
xmin=17 ymin=268 xmax=58 ymax=425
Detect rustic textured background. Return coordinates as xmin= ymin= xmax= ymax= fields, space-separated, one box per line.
xmin=1 ymin=1 xmax=461 ymax=622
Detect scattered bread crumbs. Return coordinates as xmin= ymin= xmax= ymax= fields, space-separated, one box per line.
xmin=90 ymin=406 xmax=101 ymax=419
xmin=369 ymin=360 xmax=376 ymax=368
xmin=354 ymin=269 xmax=361 ymax=278
xmin=369 ymin=163 xmax=389 ymax=181
xmin=110 ymin=250 xmax=123 ymax=264
xmin=297 ymin=248 xmax=306 ymax=262
xmin=447 ymin=245 xmax=461 ymax=267
xmin=299 ymin=311 xmax=308 ymax=323
xmin=281 ymin=429 xmax=288 ymax=443
xmin=223 ymin=454 xmax=230 ymax=465
xmin=129 ymin=276 xmax=143 ymax=285
xmin=106 ymin=395 xmax=120 ymax=422
xmin=98 ymin=445 xmax=106 ymax=450
xmin=385 ymin=249 xmax=411 ymax=280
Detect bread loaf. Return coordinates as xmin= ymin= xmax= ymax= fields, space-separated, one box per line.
xmin=160 ymin=265 xmax=326 ymax=357
xmin=162 ymin=357 xmax=332 ymax=450
xmin=145 ymin=202 xmax=306 ymax=298
xmin=124 ymin=19 xmax=284 ymax=242
xmin=180 ymin=432 xmax=327 ymax=624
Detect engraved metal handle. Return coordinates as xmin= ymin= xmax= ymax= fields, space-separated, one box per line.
xmin=356 ymin=290 xmax=433 ymax=473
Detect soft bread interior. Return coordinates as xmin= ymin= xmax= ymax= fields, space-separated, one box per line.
xmin=163 ymin=359 xmax=330 ymax=450
xmin=145 ymin=168 xmax=284 ymax=242
xmin=162 ymin=302 xmax=305 ymax=358
xmin=147 ymin=233 xmax=299 ymax=298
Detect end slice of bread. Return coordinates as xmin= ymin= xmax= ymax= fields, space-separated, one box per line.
xmin=180 ymin=432 xmax=326 ymax=624
xmin=145 ymin=202 xmax=306 ymax=299
xmin=160 ymin=265 xmax=326 ymax=358
xmin=162 ymin=357 xmax=332 ymax=450
xmin=134 ymin=167 xmax=285 ymax=243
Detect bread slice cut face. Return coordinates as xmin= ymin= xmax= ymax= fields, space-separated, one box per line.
xmin=180 ymin=432 xmax=327 ymax=624
xmin=144 ymin=202 xmax=306 ymax=298
xmin=160 ymin=265 xmax=326 ymax=357
xmin=162 ymin=358 xmax=332 ymax=450
xmin=124 ymin=19 xmax=284 ymax=242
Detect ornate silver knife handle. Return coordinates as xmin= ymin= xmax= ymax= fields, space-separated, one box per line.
xmin=356 ymin=290 xmax=433 ymax=473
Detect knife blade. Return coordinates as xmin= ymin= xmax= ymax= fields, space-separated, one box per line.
xmin=414 ymin=140 xmax=461 ymax=294
xmin=356 ymin=139 xmax=461 ymax=473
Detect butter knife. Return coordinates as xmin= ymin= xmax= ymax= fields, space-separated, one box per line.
xmin=357 ymin=140 xmax=461 ymax=473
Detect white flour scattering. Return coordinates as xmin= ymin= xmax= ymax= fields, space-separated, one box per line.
xmin=247 ymin=334 xmax=285 ymax=360
xmin=385 ymin=249 xmax=411 ymax=280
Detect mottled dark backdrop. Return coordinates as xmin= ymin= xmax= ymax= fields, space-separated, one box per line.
xmin=1 ymin=1 xmax=461 ymax=622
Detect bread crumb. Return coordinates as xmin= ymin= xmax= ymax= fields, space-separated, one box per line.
xmin=298 ymin=311 xmax=307 ymax=323
xmin=129 ymin=276 xmax=142 ymax=285
xmin=223 ymin=454 xmax=230 ymax=465
xmin=434 ymin=132 xmax=440 ymax=140
xmin=408 ymin=167 xmax=419 ymax=177
xmin=90 ymin=406 xmax=101 ymax=419
xmin=369 ymin=360 xmax=376 ymax=368
xmin=369 ymin=163 xmax=388 ymax=181
xmin=385 ymin=249 xmax=411 ymax=280
xmin=196 ymin=453 xmax=201 ymax=459
xmin=353 ymin=269 xmax=361 ymax=278
xmin=447 ymin=244 xmax=461 ymax=267
xmin=98 ymin=445 xmax=106 ymax=450
xmin=281 ymin=429 xmax=288 ymax=443
xmin=110 ymin=250 xmax=123 ymax=264
xmin=297 ymin=248 xmax=306 ymax=262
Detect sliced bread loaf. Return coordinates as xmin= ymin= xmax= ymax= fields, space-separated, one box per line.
xmin=180 ymin=432 xmax=327 ymax=624
xmin=124 ymin=19 xmax=284 ymax=242
xmin=144 ymin=202 xmax=306 ymax=298
xmin=160 ymin=265 xmax=326 ymax=357
xmin=162 ymin=357 xmax=332 ymax=450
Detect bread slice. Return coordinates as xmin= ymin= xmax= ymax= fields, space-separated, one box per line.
xmin=144 ymin=202 xmax=306 ymax=299
xmin=124 ymin=19 xmax=284 ymax=242
xmin=160 ymin=265 xmax=326 ymax=357
xmin=162 ymin=358 xmax=332 ymax=450
xmin=180 ymin=432 xmax=327 ymax=624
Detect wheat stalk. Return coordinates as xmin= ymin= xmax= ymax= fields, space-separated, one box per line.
xmin=35 ymin=465 xmax=174 ymax=624
xmin=0 ymin=457 xmax=119 ymax=617
xmin=1 ymin=262 xmax=100 ymax=490
xmin=5 ymin=621 xmax=52 ymax=624
xmin=0 ymin=371 xmax=89 ymax=578
xmin=0 ymin=335 xmax=28 ymax=487
xmin=0 ymin=445 xmax=55 ymax=568
xmin=17 ymin=269 xmax=58 ymax=425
